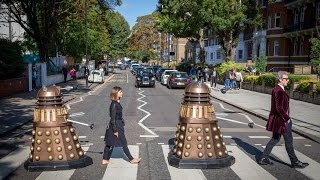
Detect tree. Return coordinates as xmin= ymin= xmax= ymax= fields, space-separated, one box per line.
xmin=1 ymin=0 xmax=122 ymax=62
xmin=253 ymin=55 xmax=267 ymax=74
xmin=310 ymin=38 xmax=320 ymax=73
xmin=157 ymin=0 xmax=261 ymax=62
xmin=107 ymin=12 xmax=130 ymax=62
xmin=128 ymin=14 xmax=160 ymax=62
xmin=0 ymin=38 xmax=24 ymax=79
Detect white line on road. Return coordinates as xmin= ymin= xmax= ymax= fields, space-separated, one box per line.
xmin=101 ymin=136 xmax=105 ymax=139
xmin=228 ymin=145 xmax=276 ymax=180
xmin=262 ymin=146 xmax=320 ymax=180
xmin=78 ymin=136 xmax=87 ymax=139
xmin=158 ymin=143 xmax=164 ymax=145
xmin=127 ymin=73 xmax=128 ymax=83
xmin=67 ymin=119 xmax=91 ymax=127
xmin=216 ymin=117 xmax=249 ymax=126
xmin=223 ymin=135 xmax=233 ymax=138
xmin=304 ymin=144 xmax=312 ymax=147
xmin=36 ymin=146 xmax=90 ymax=180
xmin=293 ymin=137 xmax=305 ymax=140
xmin=249 ymin=136 xmax=270 ymax=139
xmin=255 ymin=144 xmax=262 ymax=146
xmin=162 ymin=145 xmax=207 ymax=180
xmin=212 ymin=101 xmax=265 ymax=128
xmin=69 ymin=112 xmax=85 ymax=117
xmin=0 ymin=146 xmax=29 ymax=180
xmin=102 ymin=146 xmax=139 ymax=180
xmin=136 ymin=143 xmax=142 ymax=145
xmin=137 ymin=90 xmax=158 ymax=137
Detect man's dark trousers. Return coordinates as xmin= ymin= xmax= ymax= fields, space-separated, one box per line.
xmin=262 ymin=121 xmax=298 ymax=163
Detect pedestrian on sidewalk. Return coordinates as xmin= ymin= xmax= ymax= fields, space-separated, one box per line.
xmin=69 ymin=66 xmax=76 ymax=80
xmin=204 ymin=66 xmax=210 ymax=82
xmin=235 ymin=70 xmax=243 ymax=90
xmin=102 ymin=86 xmax=141 ymax=165
xmin=211 ymin=68 xmax=218 ymax=88
xmin=32 ymin=67 xmax=37 ymax=90
xmin=223 ymin=70 xmax=231 ymax=90
xmin=259 ymin=71 xmax=309 ymax=169
xmin=62 ymin=65 xmax=68 ymax=83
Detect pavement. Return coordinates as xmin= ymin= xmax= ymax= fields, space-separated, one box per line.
xmin=206 ymin=82 xmax=320 ymax=143
xmin=0 ymin=77 xmax=102 ymax=136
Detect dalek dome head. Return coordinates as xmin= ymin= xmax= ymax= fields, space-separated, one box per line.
xmin=183 ymin=82 xmax=211 ymax=104
xmin=36 ymin=86 xmax=63 ymax=106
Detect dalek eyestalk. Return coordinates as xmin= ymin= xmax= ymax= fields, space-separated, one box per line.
xmin=168 ymin=82 xmax=235 ymax=169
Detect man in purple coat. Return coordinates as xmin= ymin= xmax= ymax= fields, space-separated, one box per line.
xmin=258 ymin=71 xmax=309 ymax=169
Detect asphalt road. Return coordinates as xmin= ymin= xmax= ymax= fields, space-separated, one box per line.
xmin=1 ymin=69 xmax=320 ymax=180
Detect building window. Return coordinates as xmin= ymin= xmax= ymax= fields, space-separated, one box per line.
xmin=300 ymin=7 xmax=305 ymax=22
xmin=317 ymin=2 xmax=320 ymax=19
xmin=262 ymin=0 xmax=267 ymax=7
xmin=299 ymin=40 xmax=304 ymax=55
xmin=216 ymin=50 xmax=221 ymax=59
xmin=294 ymin=9 xmax=300 ymax=24
xmin=211 ymin=52 xmax=213 ymax=60
xmin=268 ymin=16 xmax=272 ymax=29
xmin=238 ymin=50 xmax=243 ymax=60
xmin=293 ymin=39 xmax=299 ymax=56
xmin=274 ymin=40 xmax=280 ymax=56
xmin=275 ymin=13 xmax=281 ymax=28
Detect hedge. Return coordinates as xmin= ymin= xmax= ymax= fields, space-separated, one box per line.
xmin=296 ymin=80 xmax=320 ymax=93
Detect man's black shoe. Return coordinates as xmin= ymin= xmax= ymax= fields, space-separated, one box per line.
xmin=258 ymin=158 xmax=273 ymax=165
xmin=291 ymin=161 xmax=309 ymax=168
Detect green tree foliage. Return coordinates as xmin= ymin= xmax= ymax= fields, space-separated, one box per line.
xmin=128 ymin=14 xmax=160 ymax=62
xmin=253 ymin=55 xmax=267 ymax=74
xmin=157 ymin=0 xmax=261 ymax=62
xmin=107 ymin=12 xmax=130 ymax=62
xmin=310 ymin=37 xmax=320 ymax=73
xmin=0 ymin=38 xmax=24 ymax=79
xmin=2 ymin=0 xmax=122 ymax=62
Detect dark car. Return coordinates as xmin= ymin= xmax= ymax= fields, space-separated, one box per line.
xmin=135 ymin=71 xmax=155 ymax=88
xmin=167 ymin=72 xmax=191 ymax=89
xmin=136 ymin=67 xmax=154 ymax=77
xmin=152 ymin=66 xmax=162 ymax=76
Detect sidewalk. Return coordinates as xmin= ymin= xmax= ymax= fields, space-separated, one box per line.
xmin=206 ymin=83 xmax=320 ymax=143
xmin=0 ymin=78 xmax=101 ymax=136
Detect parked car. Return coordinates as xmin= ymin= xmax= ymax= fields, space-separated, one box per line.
xmin=135 ymin=71 xmax=155 ymax=88
xmin=88 ymin=70 xmax=105 ymax=83
xmin=167 ymin=72 xmax=191 ymax=89
xmin=161 ymin=70 xmax=178 ymax=85
xmin=156 ymin=68 xmax=169 ymax=81
xmin=136 ymin=67 xmax=154 ymax=77
xmin=130 ymin=63 xmax=140 ymax=71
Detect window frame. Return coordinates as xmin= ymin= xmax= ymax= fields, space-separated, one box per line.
xmin=275 ymin=13 xmax=281 ymax=28
xmin=274 ymin=40 xmax=280 ymax=56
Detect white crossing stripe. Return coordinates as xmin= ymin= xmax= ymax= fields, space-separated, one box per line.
xmin=36 ymin=146 xmax=90 ymax=180
xmin=78 ymin=136 xmax=87 ymax=139
xmin=293 ymin=137 xmax=305 ymax=140
xmin=249 ymin=136 xmax=270 ymax=139
xmin=223 ymin=135 xmax=232 ymax=138
xmin=227 ymin=145 xmax=276 ymax=180
xmin=102 ymin=145 xmax=139 ymax=180
xmin=101 ymin=136 xmax=105 ymax=139
xmin=0 ymin=146 xmax=29 ymax=179
xmin=161 ymin=145 xmax=207 ymax=180
xmin=263 ymin=146 xmax=320 ymax=180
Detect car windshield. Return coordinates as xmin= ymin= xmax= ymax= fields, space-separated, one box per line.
xmin=141 ymin=72 xmax=152 ymax=76
xmin=91 ymin=71 xmax=100 ymax=75
xmin=173 ymin=73 xmax=188 ymax=78
xmin=165 ymin=71 xmax=175 ymax=75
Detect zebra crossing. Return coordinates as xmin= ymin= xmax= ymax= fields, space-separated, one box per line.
xmin=1 ymin=143 xmax=319 ymax=180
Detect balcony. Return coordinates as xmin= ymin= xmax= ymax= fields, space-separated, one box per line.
xmin=284 ymin=21 xmax=316 ymax=33
xmin=285 ymin=0 xmax=314 ymax=9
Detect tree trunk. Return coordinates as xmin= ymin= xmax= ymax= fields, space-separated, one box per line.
xmin=38 ymin=39 xmax=49 ymax=63
xmin=223 ymin=32 xmax=236 ymax=62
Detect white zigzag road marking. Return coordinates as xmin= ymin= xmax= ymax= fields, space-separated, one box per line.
xmin=137 ymin=90 xmax=158 ymax=137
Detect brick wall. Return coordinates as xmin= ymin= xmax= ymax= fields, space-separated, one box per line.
xmin=0 ymin=78 xmax=28 ymax=97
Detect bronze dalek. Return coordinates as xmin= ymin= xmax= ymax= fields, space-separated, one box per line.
xmin=168 ymin=82 xmax=235 ymax=168
xmin=24 ymin=86 xmax=92 ymax=171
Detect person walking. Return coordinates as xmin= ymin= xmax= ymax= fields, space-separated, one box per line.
xmin=62 ymin=65 xmax=68 ymax=83
xmin=258 ymin=71 xmax=309 ymax=169
xmin=223 ymin=70 xmax=231 ymax=90
xmin=235 ymin=70 xmax=243 ymax=90
xmin=204 ymin=66 xmax=210 ymax=82
xmin=69 ymin=66 xmax=76 ymax=80
xmin=211 ymin=68 xmax=218 ymax=88
xmin=32 ymin=67 xmax=37 ymax=90
xmin=102 ymin=86 xmax=141 ymax=165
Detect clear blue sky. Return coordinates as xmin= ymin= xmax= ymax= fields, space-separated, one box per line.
xmin=115 ymin=0 xmax=158 ymax=29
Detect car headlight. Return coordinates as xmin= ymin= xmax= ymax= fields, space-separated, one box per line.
xmin=151 ymin=77 xmax=155 ymax=80
xmin=137 ymin=78 xmax=141 ymax=80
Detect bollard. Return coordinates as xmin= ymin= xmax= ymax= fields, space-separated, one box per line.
xmin=24 ymin=86 xmax=92 ymax=171
xmin=168 ymin=82 xmax=235 ymax=169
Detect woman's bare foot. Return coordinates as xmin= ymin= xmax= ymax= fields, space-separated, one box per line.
xmin=130 ymin=157 xmax=141 ymax=164
xmin=102 ymin=159 xmax=111 ymax=165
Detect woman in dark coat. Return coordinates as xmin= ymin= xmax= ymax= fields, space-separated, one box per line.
xmin=102 ymin=86 xmax=141 ymax=165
